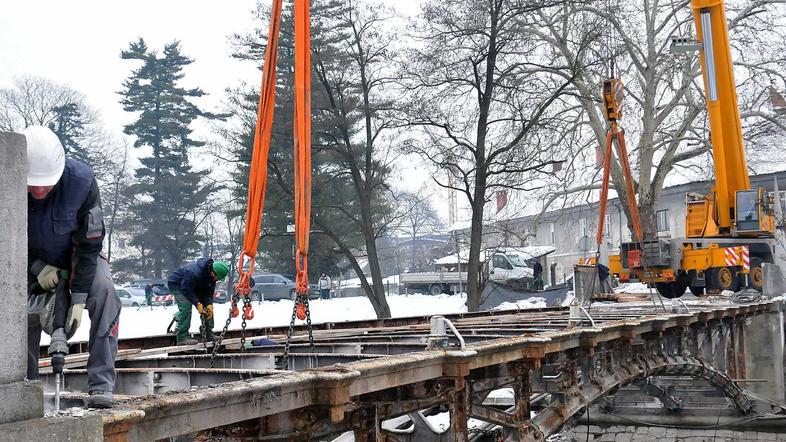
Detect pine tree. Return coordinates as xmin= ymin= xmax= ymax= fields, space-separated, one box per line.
xmin=119 ymin=38 xmax=221 ymax=278
xmin=49 ymin=102 xmax=91 ymax=165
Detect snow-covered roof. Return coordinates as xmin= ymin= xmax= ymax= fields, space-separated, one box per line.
xmin=434 ymin=250 xmax=470 ymax=265
xmin=502 ymin=246 xmax=556 ymax=260
xmin=433 ymin=246 xmax=556 ymax=265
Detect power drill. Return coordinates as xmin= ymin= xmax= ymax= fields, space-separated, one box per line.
xmin=48 ymin=270 xmax=70 ymax=411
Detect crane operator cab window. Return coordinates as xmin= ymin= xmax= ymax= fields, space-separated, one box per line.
xmin=736 ymin=190 xmax=760 ymax=232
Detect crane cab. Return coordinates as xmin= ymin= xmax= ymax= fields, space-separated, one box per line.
xmin=734 ymin=188 xmax=776 ymax=235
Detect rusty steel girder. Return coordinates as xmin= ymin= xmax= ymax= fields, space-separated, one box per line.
xmin=88 ymin=301 xmax=780 ymax=441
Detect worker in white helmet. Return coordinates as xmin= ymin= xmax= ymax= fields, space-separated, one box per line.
xmin=24 ymin=125 xmax=120 ymax=409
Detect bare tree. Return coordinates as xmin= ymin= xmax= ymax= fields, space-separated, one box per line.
xmin=308 ymin=0 xmax=403 ymax=318
xmin=0 ymin=75 xmax=97 ymax=131
xmin=529 ymin=0 xmax=786 ymax=237
xmin=104 ymin=139 xmax=132 ymax=263
xmin=394 ymin=190 xmax=443 ymax=271
xmin=403 ymin=0 xmax=582 ymax=311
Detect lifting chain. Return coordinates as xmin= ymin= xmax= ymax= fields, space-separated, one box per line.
xmin=210 ymin=292 xmax=241 ymax=368
xmin=240 ymin=295 xmax=252 ymax=352
xmin=282 ymin=293 xmax=315 ymax=370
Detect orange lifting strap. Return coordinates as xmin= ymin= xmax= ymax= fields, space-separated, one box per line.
xmin=233 ymin=0 xmax=313 ymax=321
xmin=596 ymin=121 xmax=644 ymax=247
xmin=596 ymin=78 xmax=643 ymax=248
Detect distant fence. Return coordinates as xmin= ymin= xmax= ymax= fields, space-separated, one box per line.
xmin=333 ymin=280 xmax=400 ymax=298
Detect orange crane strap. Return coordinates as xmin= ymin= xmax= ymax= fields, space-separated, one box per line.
xmin=595 ymin=122 xmax=644 ymax=248
xmin=232 ymin=0 xmax=314 ymax=322
xmin=614 ymin=124 xmax=644 ymax=242
xmin=233 ymin=0 xmax=283 ymax=316
xmin=595 ymin=130 xmax=614 ymax=246
xmin=293 ymin=0 xmax=312 ymax=296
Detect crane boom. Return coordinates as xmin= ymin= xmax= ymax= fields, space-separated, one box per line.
xmin=691 ymin=0 xmax=750 ymax=229
xmin=609 ymin=0 xmax=776 ymax=298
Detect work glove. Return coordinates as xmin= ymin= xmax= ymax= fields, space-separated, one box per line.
xmin=37 ymin=264 xmax=61 ymax=291
xmin=196 ymin=303 xmax=204 ymax=315
xmin=65 ymin=293 xmax=87 ymax=339
xmin=205 ymin=304 xmax=213 ymax=320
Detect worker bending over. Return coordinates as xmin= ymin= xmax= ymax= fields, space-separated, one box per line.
xmin=167 ymin=258 xmax=228 ymax=345
xmin=25 ymin=126 xmax=121 ymax=409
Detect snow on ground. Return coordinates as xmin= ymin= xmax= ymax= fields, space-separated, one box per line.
xmin=493 ymin=297 xmax=547 ymax=310
xmin=41 ymin=293 xmax=469 ymax=345
xmin=613 ymin=282 xmax=652 ymax=294
xmin=337 ymin=274 xmax=399 ymax=288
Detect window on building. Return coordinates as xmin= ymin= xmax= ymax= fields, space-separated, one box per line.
xmin=604 ymin=213 xmax=612 ymax=239
xmin=549 ymin=223 xmax=555 ymax=245
xmin=579 ymin=218 xmax=587 ymax=237
xmin=656 ymin=209 xmax=669 ymax=232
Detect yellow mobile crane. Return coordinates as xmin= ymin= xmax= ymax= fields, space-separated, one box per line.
xmin=610 ymin=0 xmax=776 ymax=298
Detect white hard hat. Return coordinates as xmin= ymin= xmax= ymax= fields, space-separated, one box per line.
xmin=23 ymin=125 xmax=65 ymax=186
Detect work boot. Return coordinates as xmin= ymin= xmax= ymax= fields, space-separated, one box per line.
xmin=177 ymin=338 xmax=199 ymax=346
xmin=86 ymin=391 xmax=113 ymax=409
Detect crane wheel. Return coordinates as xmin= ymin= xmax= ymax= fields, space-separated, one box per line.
xmin=429 ymin=284 xmax=444 ymax=296
xmin=709 ymin=267 xmax=739 ymax=293
xmin=747 ymin=259 xmax=763 ymax=292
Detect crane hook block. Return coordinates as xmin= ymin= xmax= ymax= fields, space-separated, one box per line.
xmin=602 ymin=78 xmax=624 ymax=121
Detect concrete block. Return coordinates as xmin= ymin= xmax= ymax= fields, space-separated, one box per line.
xmin=648 ymin=426 xmax=666 ymax=437
xmin=633 ymin=427 xmax=648 ymax=435
xmin=665 ymin=428 xmax=677 ymax=438
xmin=598 ymin=434 xmax=616 ymax=442
xmin=0 ymin=132 xmax=28 ymax=386
xmin=743 ymin=311 xmax=786 ymax=403
xmin=0 ymin=380 xmax=43 ymax=425
xmin=0 ymin=414 xmax=103 ymax=441
xmin=614 ymin=433 xmax=633 ymax=442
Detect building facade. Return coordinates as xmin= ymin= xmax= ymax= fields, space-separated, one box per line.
xmin=481 ymin=171 xmax=786 ymax=286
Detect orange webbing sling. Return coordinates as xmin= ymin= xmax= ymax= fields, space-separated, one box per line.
xmin=233 ymin=0 xmax=312 ymax=322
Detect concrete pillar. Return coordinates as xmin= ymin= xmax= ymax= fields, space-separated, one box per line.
xmin=743 ymin=304 xmax=785 ymax=403
xmin=0 ymin=132 xmax=43 ymax=423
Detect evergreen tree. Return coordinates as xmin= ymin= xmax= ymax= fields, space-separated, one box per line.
xmin=49 ymin=102 xmax=90 ymax=165
xmin=119 ymin=38 xmax=221 ymax=278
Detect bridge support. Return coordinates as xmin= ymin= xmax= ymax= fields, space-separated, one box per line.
xmin=743 ymin=304 xmax=785 ymax=403
xmin=0 ymin=132 xmax=43 ymax=424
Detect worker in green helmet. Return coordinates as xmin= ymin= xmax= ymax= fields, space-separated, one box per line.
xmin=166 ymin=258 xmax=229 ymax=345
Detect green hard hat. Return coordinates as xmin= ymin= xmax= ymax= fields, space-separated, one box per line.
xmin=212 ymin=261 xmax=229 ymax=281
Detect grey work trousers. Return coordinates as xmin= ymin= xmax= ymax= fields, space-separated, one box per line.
xmin=27 ymin=257 xmax=121 ymax=393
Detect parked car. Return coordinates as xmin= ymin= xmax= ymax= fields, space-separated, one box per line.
xmin=251 ymin=274 xmax=298 ymax=301
xmin=284 ymin=274 xmax=320 ymax=298
xmin=213 ymin=289 xmax=230 ymax=304
xmin=127 ymin=278 xmax=167 ymax=289
xmin=115 ymin=287 xmax=148 ymax=308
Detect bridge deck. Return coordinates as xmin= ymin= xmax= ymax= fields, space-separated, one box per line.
xmin=40 ymin=300 xmax=781 ymax=441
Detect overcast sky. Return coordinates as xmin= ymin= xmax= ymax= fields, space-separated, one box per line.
xmin=0 ymin=0 xmax=261 ymax=135
xmin=0 ymin=0 xmax=465 ymax=226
